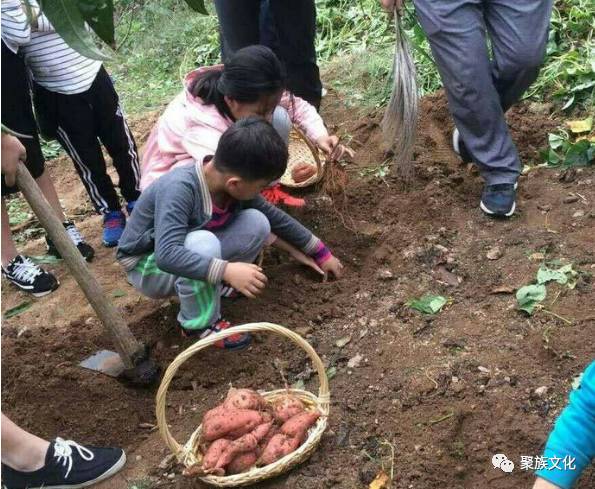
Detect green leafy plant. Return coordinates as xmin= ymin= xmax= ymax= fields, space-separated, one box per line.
xmin=541 ymin=131 xmax=595 ymax=167
xmin=516 ymin=284 xmax=547 ymax=315
xmin=407 ymin=294 xmax=447 ymax=314
xmin=517 ymin=262 xmax=579 ymax=314
xmin=525 ymin=0 xmax=595 ymax=110
xmin=537 ymin=264 xmax=577 ymax=286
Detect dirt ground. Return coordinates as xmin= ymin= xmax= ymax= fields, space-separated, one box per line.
xmin=1 ymin=91 xmax=594 ymax=489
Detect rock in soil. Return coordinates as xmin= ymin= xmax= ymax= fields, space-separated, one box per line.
xmin=486 ymin=245 xmax=504 ymax=260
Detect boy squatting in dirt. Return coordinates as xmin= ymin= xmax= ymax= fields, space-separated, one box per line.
xmin=117 ymin=117 xmax=343 ymax=349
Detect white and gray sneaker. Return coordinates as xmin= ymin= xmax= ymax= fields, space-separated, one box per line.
xmin=1 ymin=437 xmax=126 ymax=489
xmin=1 ymin=255 xmax=59 ymax=297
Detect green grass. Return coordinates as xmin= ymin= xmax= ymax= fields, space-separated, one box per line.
xmin=107 ymin=0 xmax=220 ymax=114
xmin=126 ymin=479 xmax=154 ymax=489
xmin=105 ymin=0 xmax=592 ymax=118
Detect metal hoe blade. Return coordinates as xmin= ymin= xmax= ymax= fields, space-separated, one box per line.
xmin=79 ymin=349 xmax=126 ymax=377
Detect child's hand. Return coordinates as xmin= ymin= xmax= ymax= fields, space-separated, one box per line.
xmin=321 ymin=255 xmax=344 ymax=281
xmin=315 ymin=135 xmax=355 ymax=161
xmin=223 ymin=262 xmax=267 ymax=298
xmin=532 ymin=478 xmax=561 ymax=489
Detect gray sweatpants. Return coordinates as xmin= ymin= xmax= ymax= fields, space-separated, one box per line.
xmin=127 ymin=209 xmax=270 ymax=331
xmin=413 ymin=0 xmax=553 ymax=184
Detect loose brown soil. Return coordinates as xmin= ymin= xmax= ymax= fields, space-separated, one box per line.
xmin=2 ymin=91 xmax=594 ymax=489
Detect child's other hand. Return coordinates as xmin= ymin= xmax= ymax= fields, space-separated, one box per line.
xmin=321 ymin=255 xmax=344 ymax=281
xmin=532 ymin=478 xmax=560 ymax=489
xmin=223 ymin=262 xmax=267 ymax=298
xmin=315 ymin=135 xmax=355 ymax=161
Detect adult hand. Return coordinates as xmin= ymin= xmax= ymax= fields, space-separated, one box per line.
xmin=223 ymin=262 xmax=268 ymax=298
xmin=321 ymin=255 xmax=344 ymax=281
xmin=380 ymin=0 xmax=405 ymax=15
xmin=532 ymin=478 xmax=561 ymax=489
xmin=1 ymin=134 xmax=26 ymax=187
xmin=315 ymin=135 xmax=355 ymax=162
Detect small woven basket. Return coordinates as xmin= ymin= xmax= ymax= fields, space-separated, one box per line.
xmin=280 ymin=126 xmax=324 ymax=188
xmin=155 ymin=322 xmax=330 ymax=487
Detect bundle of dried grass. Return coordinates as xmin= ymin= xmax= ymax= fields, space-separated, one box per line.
xmin=381 ymin=9 xmax=418 ymax=180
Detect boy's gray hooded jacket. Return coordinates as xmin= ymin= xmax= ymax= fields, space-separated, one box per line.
xmin=117 ymin=161 xmax=320 ymax=284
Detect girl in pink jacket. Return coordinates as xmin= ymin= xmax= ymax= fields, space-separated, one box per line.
xmin=141 ymin=45 xmax=351 ymax=203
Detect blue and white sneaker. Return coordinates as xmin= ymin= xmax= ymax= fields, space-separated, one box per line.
xmin=480 ymin=183 xmax=517 ymax=217
xmin=102 ymin=211 xmax=126 ymax=247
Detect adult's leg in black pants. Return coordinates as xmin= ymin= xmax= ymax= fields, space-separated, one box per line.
xmin=50 ymin=89 xmax=121 ymax=214
xmin=213 ymin=0 xmax=260 ymax=62
xmin=269 ymin=0 xmax=322 ymax=108
xmin=89 ymin=68 xmax=141 ymax=204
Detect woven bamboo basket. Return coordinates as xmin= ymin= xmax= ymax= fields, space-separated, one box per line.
xmin=280 ymin=126 xmax=324 ymax=188
xmin=155 ymin=322 xmax=330 ymax=487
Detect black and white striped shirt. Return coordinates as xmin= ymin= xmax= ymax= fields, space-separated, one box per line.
xmin=2 ymin=0 xmax=102 ymax=94
xmin=1 ymin=0 xmax=30 ymax=53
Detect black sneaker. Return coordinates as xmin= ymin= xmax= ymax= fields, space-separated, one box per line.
xmin=452 ymin=128 xmax=473 ymax=164
xmin=1 ymin=255 xmax=59 ymax=297
xmin=47 ymin=221 xmax=95 ymax=262
xmin=480 ymin=183 xmax=517 ymax=217
xmin=1 ymin=437 xmax=126 ymax=489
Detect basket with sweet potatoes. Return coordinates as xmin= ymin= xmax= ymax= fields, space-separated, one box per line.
xmin=156 ymin=323 xmax=330 ymax=487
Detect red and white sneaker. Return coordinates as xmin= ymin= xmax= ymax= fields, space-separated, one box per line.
xmin=180 ymin=319 xmax=252 ymax=350
xmin=261 ymin=183 xmax=305 ymax=207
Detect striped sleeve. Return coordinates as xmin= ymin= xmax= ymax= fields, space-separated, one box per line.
xmin=1 ymin=0 xmax=31 ymax=52
xmin=27 ymin=0 xmax=53 ymax=32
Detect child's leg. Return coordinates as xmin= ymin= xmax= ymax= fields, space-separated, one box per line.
xmin=51 ymin=89 xmax=121 ymax=214
xmin=91 ymin=67 xmax=141 ymax=205
xmin=271 ymin=106 xmax=291 ymax=144
xmin=214 ymin=209 xmax=271 ymax=263
xmin=128 ymin=230 xmax=223 ymax=332
xmin=173 ymin=231 xmax=222 ymax=331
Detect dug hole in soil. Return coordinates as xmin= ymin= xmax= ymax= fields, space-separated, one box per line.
xmin=2 ymin=91 xmax=594 ymax=489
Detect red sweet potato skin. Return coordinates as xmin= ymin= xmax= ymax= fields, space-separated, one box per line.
xmin=272 ymin=395 xmax=305 ymax=423
xmin=202 ymin=439 xmax=232 ymax=472
xmin=214 ymin=421 xmax=274 ymax=470
xmin=201 ymin=409 xmax=263 ymax=442
xmin=292 ymin=163 xmax=316 ymax=183
xmin=258 ymin=433 xmax=300 ymax=466
xmin=280 ymin=410 xmax=320 ymax=443
xmin=226 ymin=451 xmax=258 ymax=475
xmin=223 ymin=388 xmax=266 ymax=411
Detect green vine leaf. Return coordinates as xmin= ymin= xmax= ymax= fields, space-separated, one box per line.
xmin=77 ymin=0 xmax=115 ymax=47
xmin=38 ymin=0 xmax=110 ymax=60
xmin=184 ymin=0 xmax=208 ymax=15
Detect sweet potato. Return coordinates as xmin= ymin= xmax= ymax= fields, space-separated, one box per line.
xmin=223 ymin=388 xmax=266 ymax=411
xmin=226 ymin=451 xmax=258 ymax=475
xmin=201 ymin=409 xmax=263 ymax=442
xmin=257 ymin=433 xmax=301 ymax=466
xmin=257 ymin=425 xmax=279 ymax=456
xmin=272 ymin=394 xmax=305 ymax=423
xmin=292 ymin=163 xmax=317 ymax=183
xmin=281 ymin=410 xmax=320 ymax=443
xmin=203 ymin=404 xmax=226 ymax=422
xmin=226 ymin=411 xmax=272 ymax=439
xmin=215 ymin=421 xmax=274 ymax=470
xmin=201 ymin=438 xmax=232 ymax=472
